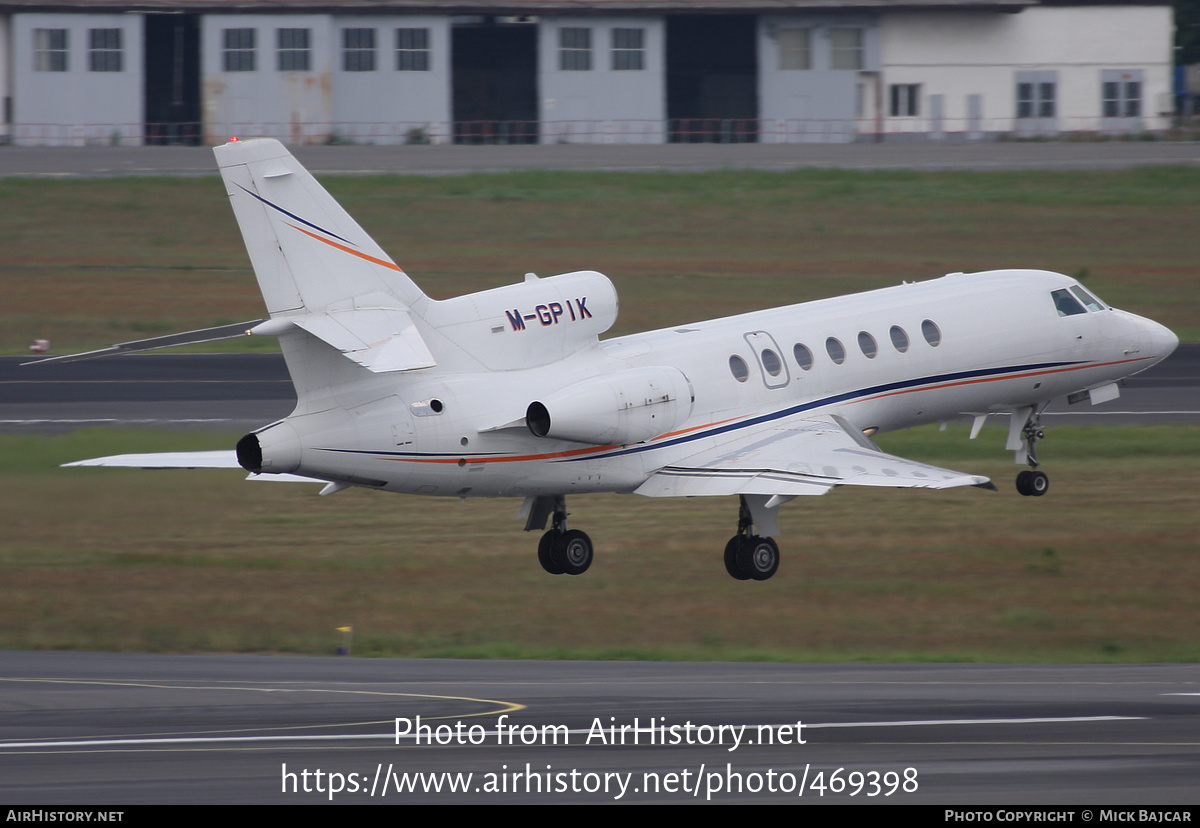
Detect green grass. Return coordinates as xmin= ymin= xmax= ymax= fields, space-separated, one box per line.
xmin=3 ymin=166 xmax=1198 ymax=355
xmin=3 ymin=425 xmax=1198 ymax=661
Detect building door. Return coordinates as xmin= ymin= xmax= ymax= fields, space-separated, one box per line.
xmin=452 ymin=18 xmax=538 ymax=144
xmin=143 ymin=14 xmax=201 ymax=145
xmin=666 ymin=14 xmax=758 ymax=142
xmin=1100 ymin=70 xmax=1143 ymax=135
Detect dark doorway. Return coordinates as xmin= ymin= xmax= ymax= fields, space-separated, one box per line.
xmin=452 ymin=19 xmax=538 ymax=144
xmin=666 ymin=15 xmax=758 ymax=142
xmin=144 ymin=14 xmax=201 ymax=145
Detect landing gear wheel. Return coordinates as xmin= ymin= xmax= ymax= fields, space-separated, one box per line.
xmin=1016 ymin=470 xmax=1049 ymax=497
xmin=552 ymin=529 xmax=593 ymax=576
xmin=724 ymin=536 xmax=751 ymax=580
xmin=537 ymin=530 xmax=564 ymax=575
xmin=1016 ymin=470 xmax=1032 ymax=496
xmin=1027 ymin=470 xmax=1049 ymax=497
xmin=737 ymin=536 xmax=780 ymax=581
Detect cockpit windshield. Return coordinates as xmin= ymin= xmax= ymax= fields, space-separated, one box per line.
xmin=1052 ymin=285 xmax=1107 ymax=317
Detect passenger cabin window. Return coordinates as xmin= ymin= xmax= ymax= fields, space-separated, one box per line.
xmin=761 ymin=349 xmax=782 ymax=377
xmin=729 ymin=355 xmax=749 ymax=382
xmin=858 ymin=331 xmax=877 ymax=359
xmin=826 ymin=337 xmax=846 ymax=365
xmin=889 ymin=325 xmax=909 ymax=352
xmin=1051 ymin=289 xmax=1087 ymax=317
xmin=921 ymin=319 xmax=941 ymax=347
xmin=793 ymin=343 xmax=813 ymax=371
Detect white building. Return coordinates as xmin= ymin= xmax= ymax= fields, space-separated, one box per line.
xmin=0 ymin=0 xmax=1174 ymax=146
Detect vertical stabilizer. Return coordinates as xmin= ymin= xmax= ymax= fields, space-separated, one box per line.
xmin=214 ymin=138 xmax=426 ymax=315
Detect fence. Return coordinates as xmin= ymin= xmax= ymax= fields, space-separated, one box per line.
xmin=5 ymin=116 xmax=1186 ymax=148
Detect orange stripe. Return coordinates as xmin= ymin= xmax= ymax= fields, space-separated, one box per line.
xmin=286 ymin=223 xmax=404 ymax=272
xmin=385 ymin=416 xmax=746 ymax=466
xmin=850 ymin=356 xmax=1152 ymax=405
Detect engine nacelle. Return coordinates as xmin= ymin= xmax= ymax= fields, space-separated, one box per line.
xmin=526 ymin=366 xmax=693 ymax=446
xmin=427 ymin=270 xmax=618 ymax=370
xmin=236 ymin=421 xmax=302 ymax=474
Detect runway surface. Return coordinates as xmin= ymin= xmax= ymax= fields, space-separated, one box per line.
xmin=1 ymin=141 xmax=1198 ymax=179
xmin=3 ymin=345 xmax=1197 ymax=434
xmin=1 ymin=653 xmax=1197 ymax=805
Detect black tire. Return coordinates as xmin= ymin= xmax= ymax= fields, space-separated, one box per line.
xmin=1016 ymin=470 xmax=1032 ymax=496
xmin=738 ymin=536 xmax=780 ymax=581
xmin=724 ymin=536 xmax=750 ymax=580
xmin=553 ymin=529 xmax=593 ymax=576
xmin=538 ymin=530 xmax=564 ymax=574
xmin=1027 ymin=470 xmax=1049 ymax=497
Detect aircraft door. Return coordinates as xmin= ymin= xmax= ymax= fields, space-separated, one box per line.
xmin=743 ymin=331 xmax=790 ymax=389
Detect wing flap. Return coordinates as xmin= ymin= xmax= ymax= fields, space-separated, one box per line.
xmin=636 ymin=414 xmax=991 ymax=498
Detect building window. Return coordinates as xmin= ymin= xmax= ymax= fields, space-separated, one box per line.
xmin=1103 ymin=79 xmax=1141 ymax=118
xmin=830 ymin=28 xmax=863 ymax=71
xmin=89 ymin=29 xmax=122 ymax=72
xmin=777 ymin=28 xmax=810 ymax=71
xmin=890 ymin=84 xmax=919 ymax=117
xmin=1017 ymin=81 xmax=1055 ymax=119
xmin=277 ymin=28 xmax=310 ymax=72
xmin=223 ymin=28 xmax=255 ymax=72
xmin=396 ymin=28 xmax=429 ymax=71
xmin=612 ymin=28 xmax=643 ymax=71
xmin=34 ymin=29 xmax=68 ymax=72
xmin=343 ymin=28 xmax=376 ymax=72
xmin=560 ymin=27 xmax=591 ymax=71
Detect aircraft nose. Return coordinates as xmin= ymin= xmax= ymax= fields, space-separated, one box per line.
xmin=1143 ymin=317 xmax=1180 ymax=362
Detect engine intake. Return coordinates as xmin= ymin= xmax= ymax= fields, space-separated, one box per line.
xmin=526 ymin=366 xmax=693 ymax=446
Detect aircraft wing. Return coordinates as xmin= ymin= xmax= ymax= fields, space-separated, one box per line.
xmin=635 ymin=413 xmax=993 ymax=498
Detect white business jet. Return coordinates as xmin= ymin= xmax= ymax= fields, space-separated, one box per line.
xmin=51 ymin=138 xmax=1179 ymax=581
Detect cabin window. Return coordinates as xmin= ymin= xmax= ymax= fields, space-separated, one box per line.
xmin=1070 ymin=285 xmax=1105 ymax=312
xmin=793 ymin=343 xmax=813 ymax=371
xmin=890 ymin=325 xmax=909 ymax=352
xmin=761 ymin=348 xmax=782 ymax=377
xmin=858 ymin=331 xmax=877 ymax=359
xmin=826 ymin=337 xmax=845 ymax=365
xmin=1051 ymin=289 xmax=1086 ymax=317
xmin=729 ymin=355 xmax=750 ymax=382
xmin=921 ymin=319 xmax=941 ymax=347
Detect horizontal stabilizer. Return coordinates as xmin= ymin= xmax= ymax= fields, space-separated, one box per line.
xmin=64 ymin=451 xmax=242 ymax=469
xmin=23 ymin=320 xmax=265 ymax=366
xmin=636 ymin=414 xmax=991 ymax=498
xmin=291 ymin=308 xmax=436 ymax=373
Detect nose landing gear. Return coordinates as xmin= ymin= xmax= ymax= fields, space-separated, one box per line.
xmin=1011 ymin=407 xmax=1050 ymax=497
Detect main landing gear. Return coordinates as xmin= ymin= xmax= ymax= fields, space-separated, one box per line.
xmin=723 ymin=495 xmax=780 ymax=581
xmin=533 ymin=496 xmax=593 ymax=576
xmin=1012 ymin=407 xmax=1050 ymax=497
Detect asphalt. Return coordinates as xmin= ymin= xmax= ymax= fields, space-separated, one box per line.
xmin=2 ymin=653 xmax=1198 ymax=804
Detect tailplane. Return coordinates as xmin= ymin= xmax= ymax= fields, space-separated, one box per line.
xmin=214 ymin=138 xmax=426 ymax=315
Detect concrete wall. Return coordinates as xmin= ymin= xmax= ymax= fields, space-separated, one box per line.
xmin=329 ymin=14 xmax=451 ymax=144
xmin=879 ymin=6 xmax=1174 ymax=138
xmin=758 ymin=13 xmax=880 ymax=143
xmin=12 ymin=12 xmax=144 ymax=146
xmin=538 ymin=15 xmax=665 ymax=144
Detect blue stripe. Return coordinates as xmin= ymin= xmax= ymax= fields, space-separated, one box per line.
xmin=237 ymin=184 xmax=355 ymax=245
xmin=318 ymin=358 xmax=1085 ymax=464
xmin=557 ymin=359 xmax=1083 ymax=463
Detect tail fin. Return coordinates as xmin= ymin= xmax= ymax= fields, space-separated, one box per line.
xmin=214 ymin=138 xmax=426 ymax=315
